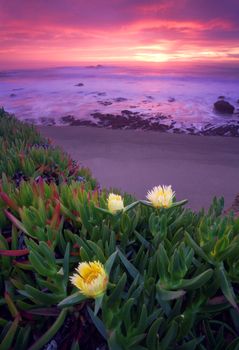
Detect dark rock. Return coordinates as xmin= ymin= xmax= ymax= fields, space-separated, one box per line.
xmin=121 ymin=110 xmax=139 ymax=116
xmin=214 ymin=100 xmax=235 ymax=114
xmin=70 ymin=119 xmax=97 ymax=127
xmin=10 ymin=93 xmax=17 ymax=97
xmin=146 ymin=95 xmax=154 ymax=100
xmin=113 ymin=97 xmax=127 ymax=102
xmin=75 ymin=83 xmax=84 ymax=87
xmin=97 ymin=100 xmax=112 ymax=106
xmin=90 ymin=112 xmax=172 ymax=132
xmin=204 ymin=123 xmax=213 ymax=129
xmin=156 ymin=114 xmax=168 ymax=120
xmin=97 ymin=92 xmax=106 ymax=96
xmin=89 ymin=91 xmax=99 ymax=95
xmin=121 ymin=110 xmax=132 ymax=116
xmin=85 ymin=64 xmax=103 ymax=69
xmin=186 ymin=127 xmax=196 ymax=134
xmin=39 ymin=117 xmax=56 ymax=126
xmin=168 ymin=97 xmax=175 ymax=102
xmin=61 ymin=115 xmax=76 ymax=124
xmin=237 ymin=99 xmax=239 ymax=104
xmin=218 ymin=95 xmax=225 ymax=99
xmin=203 ymin=124 xmax=239 ymax=137
xmin=23 ymin=118 xmax=35 ymax=124
xmin=58 ymin=110 xmax=239 ymax=138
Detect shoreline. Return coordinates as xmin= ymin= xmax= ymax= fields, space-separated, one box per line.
xmin=58 ymin=111 xmax=239 ymax=137
xmin=26 ymin=109 xmax=239 ymax=137
xmin=38 ymin=125 xmax=239 ymax=210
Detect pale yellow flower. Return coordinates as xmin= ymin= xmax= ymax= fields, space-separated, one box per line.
xmin=70 ymin=261 xmax=108 ymax=298
xmin=146 ymin=185 xmax=175 ymax=208
xmin=107 ymin=193 xmax=124 ymax=214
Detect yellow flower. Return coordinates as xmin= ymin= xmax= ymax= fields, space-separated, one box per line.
xmin=70 ymin=261 xmax=108 ymax=298
xmin=107 ymin=193 xmax=124 ymax=214
xmin=146 ymin=185 xmax=175 ymax=208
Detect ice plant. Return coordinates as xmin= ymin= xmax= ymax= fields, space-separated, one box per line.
xmin=70 ymin=261 xmax=108 ymax=298
xmin=146 ymin=185 xmax=175 ymax=208
xmin=107 ymin=193 xmax=124 ymax=214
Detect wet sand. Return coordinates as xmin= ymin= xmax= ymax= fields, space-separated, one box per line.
xmin=38 ymin=126 xmax=239 ymax=210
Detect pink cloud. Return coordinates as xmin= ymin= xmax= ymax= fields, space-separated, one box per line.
xmin=0 ymin=0 xmax=238 ymax=67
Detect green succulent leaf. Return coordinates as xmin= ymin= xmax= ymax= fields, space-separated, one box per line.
xmin=171 ymin=199 xmax=188 ymax=208
xmin=216 ymin=263 xmax=238 ymax=309
xmin=146 ymin=317 xmax=163 ymax=349
xmin=157 ymin=287 xmax=186 ymax=301
xmin=123 ymin=201 xmax=140 ymax=212
xmin=28 ymin=308 xmax=68 ymax=350
xmin=0 ymin=315 xmax=20 ymax=350
xmin=117 ymin=249 xmax=142 ymax=280
xmin=179 ymin=269 xmax=213 ymax=290
xmin=87 ymin=306 xmax=107 ymax=340
xmin=105 ymin=250 xmax=118 ymax=275
xmin=58 ymin=291 xmax=87 ymax=308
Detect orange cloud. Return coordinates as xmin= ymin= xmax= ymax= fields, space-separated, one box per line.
xmin=0 ymin=0 xmax=238 ymax=67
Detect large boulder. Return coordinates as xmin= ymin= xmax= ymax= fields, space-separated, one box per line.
xmin=168 ymin=97 xmax=175 ymax=102
xmin=214 ymin=100 xmax=235 ymax=114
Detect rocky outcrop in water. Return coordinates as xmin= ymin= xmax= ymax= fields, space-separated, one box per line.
xmin=113 ymin=97 xmax=128 ymax=102
xmin=168 ymin=97 xmax=176 ymax=102
xmin=61 ymin=115 xmax=76 ymax=124
xmin=214 ymin=100 xmax=235 ymax=114
xmin=85 ymin=64 xmax=103 ymax=69
xmin=97 ymin=100 xmax=112 ymax=106
xmin=202 ymin=123 xmax=239 ymax=136
xmin=75 ymin=83 xmax=84 ymax=87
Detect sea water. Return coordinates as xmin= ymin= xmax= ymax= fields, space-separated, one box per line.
xmin=0 ymin=64 xmax=238 ymax=134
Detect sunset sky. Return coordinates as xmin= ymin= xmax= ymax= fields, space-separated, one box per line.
xmin=1 ymin=0 xmax=239 ymax=68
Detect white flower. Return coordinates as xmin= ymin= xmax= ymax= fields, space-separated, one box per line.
xmin=70 ymin=261 xmax=108 ymax=298
xmin=107 ymin=193 xmax=124 ymax=214
xmin=146 ymin=185 xmax=175 ymax=208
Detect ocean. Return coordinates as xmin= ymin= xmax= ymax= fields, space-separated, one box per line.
xmin=0 ymin=64 xmax=239 ymax=135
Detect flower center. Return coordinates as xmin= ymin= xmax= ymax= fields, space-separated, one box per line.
xmin=84 ymin=271 xmax=99 ymax=284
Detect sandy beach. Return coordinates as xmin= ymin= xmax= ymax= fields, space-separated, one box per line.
xmin=38 ymin=126 xmax=239 ymax=211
